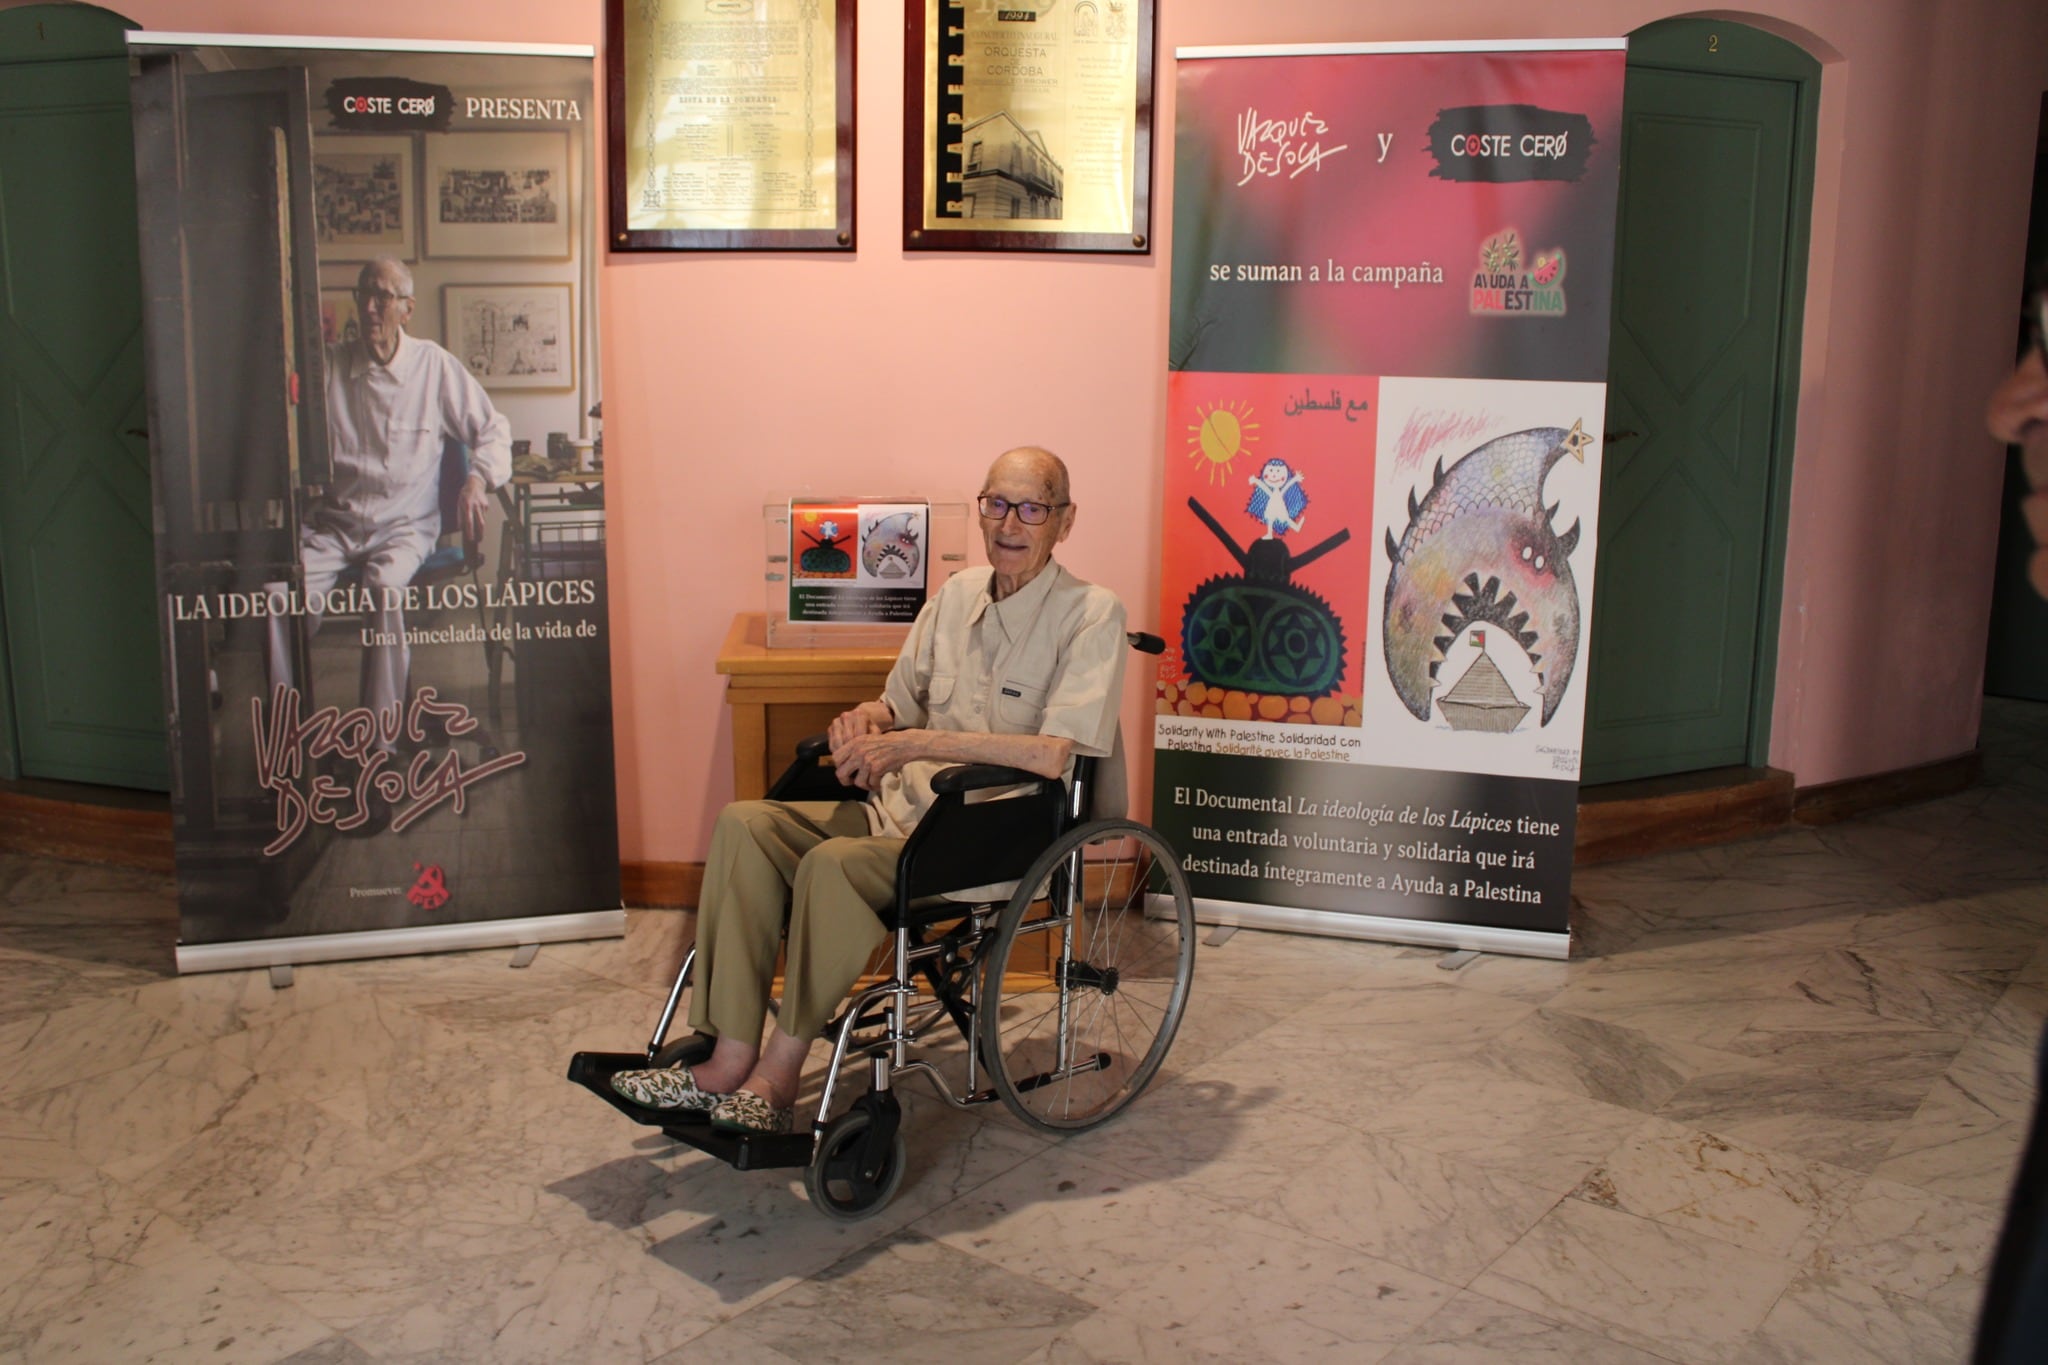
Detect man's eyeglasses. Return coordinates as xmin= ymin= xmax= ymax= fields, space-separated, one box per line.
xmin=352 ymin=287 xmax=412 ymax=307
xmin=977 ymin=494 xmax=1069 ymax=526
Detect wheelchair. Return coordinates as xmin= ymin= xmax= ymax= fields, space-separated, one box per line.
xmin=568 ymin=632 xmax=1196 ymax=1220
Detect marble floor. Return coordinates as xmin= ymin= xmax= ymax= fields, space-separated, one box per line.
xmin=5 ymin=702 xmax=2048 ymax=1363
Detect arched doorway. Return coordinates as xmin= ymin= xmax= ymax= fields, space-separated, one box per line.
xmin=1580 ymin=17 xmax=1821 ymax=786
xmin=0 ymin=3 xmax=165 ymax=789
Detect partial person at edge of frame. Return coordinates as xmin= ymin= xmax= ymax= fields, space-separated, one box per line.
xmin=1974 ymin=275 xmax=2048 ymax=1365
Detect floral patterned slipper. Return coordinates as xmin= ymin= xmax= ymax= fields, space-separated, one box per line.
xmin=709 ymin=1089 xmax=794 ymax=1136
xmin=610 ymin=1064 xmax=723 ymax=1112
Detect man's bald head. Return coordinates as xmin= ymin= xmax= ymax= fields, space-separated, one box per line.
xmin=357 ymin=256 xmax=414 ymax=298
xmin=985 ymin=445 xmax=1070 ymax=506
xmin=979 ymin=445 xmax=1075 ymax=598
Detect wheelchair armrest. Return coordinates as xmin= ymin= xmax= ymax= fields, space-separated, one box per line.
xmin=930 ymin=763 xmax=1047 ymax=794
xmin=794 ymin=732 xmax=832 ymax=761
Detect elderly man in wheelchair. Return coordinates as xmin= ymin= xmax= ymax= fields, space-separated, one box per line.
xmin=570 ymin=445 xmax=1195 ymax=1219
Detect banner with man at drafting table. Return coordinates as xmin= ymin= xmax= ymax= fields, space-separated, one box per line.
xmin=127 ymin=33 xmax=622 ymax=972
xmin=1153 ymin=40 xmax=1626 ymax=958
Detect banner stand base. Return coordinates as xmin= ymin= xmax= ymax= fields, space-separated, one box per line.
xmin=177 ymin=909 xmax=627 ymax=975
xmin=1190 ymin=896 xmax=1569 ymax=961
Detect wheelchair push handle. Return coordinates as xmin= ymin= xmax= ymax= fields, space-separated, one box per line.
xmin=1126 ymin=630 xmax=1166 ymax=655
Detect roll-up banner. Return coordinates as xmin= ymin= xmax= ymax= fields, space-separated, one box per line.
xmin=1155 ymin=41 xmax=1626 ymax=959
xmin=126 ymin=34 xmax=623 ymax=971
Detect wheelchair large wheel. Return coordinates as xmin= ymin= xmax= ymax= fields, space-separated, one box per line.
xmin=977 ymin=819 xmax=1195 ymax=1131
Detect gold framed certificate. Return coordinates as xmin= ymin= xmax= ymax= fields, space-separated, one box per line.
xmin=607 ymin=0 xmax=854 ymax=251
xmin=904 ymin=0 xmax=1154 ymax=253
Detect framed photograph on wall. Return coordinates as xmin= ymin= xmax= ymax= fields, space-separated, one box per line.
xmin=442 ymin=283 xmax=574 ymax=390
xmin=423 ymin=131 xmax=573 ymax=259
xmin=903 ymin=0 xmax=1155 ymax=253
xmin=318 ymin=288 xmax=363 ymax=346
xmin=313 ymin=134 xmax=415 ymax=262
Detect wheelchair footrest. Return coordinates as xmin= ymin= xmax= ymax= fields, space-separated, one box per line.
xmin=567 ymin=1051 xmax=815 ymax=1171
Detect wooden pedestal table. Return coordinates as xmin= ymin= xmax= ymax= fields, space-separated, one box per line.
xmin=715 ymin=612 xmax=900 ymax=801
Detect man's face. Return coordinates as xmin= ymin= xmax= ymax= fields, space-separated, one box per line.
xmin=979 ymin=455 xmax=1071 ymax=590
xmin=354 ymin=263 xmax=414 ymax=357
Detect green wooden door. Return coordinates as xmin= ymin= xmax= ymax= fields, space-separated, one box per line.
xmin=0 ymin=5 xmax=165 ymax=789
xmin=1581 ymin=21 xmax=1816 ymax=786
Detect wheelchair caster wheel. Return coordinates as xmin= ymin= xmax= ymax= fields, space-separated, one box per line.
xmin=649 ymin=1032 xmax=716 ymax=1069
xmin=805 ymin=1107 xmax=905 ymax=1222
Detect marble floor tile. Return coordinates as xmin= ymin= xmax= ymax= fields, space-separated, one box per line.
xmin=1150 ymin=1003 xmax=1478 ymax=1133
xmin=1308 ymin=979 xmax=1542 ymax=1056
xmin=127 ymin=959 xmax=372 ymax=1043
xmin=551 ymin=1095 xmax=1050 ymax=1310
xmin=1014 ymin=1311 xmax=1241 ymax=1364
xmin=680 ymin=1230 xmax=1097 ymax=1365
xmin=334 ymin=1227 xmax=731 ymax=1364
xmin=0 ymin=944 xmax=158 ymax=1024
xmin=1733 ymin=1269 xmax=1978 ymax=1365
xmin=1471 ymin=1006 xmax=1747 ymax=1113
xmin=2 ymin=1038 xmax=293 ymax=1175
xmin=0 ymin=987 xmax=210 ymax=1100
xmin=1870 ymin=1073 xmax=2031 ymax=1206
xmin=1657 ymin=1055 xmax=1928 ymax=1174
xmin=1568 ymin=894 xmax=1664 ymax=958
xmin=1350 ymin=943 xmax=1584 ymax=1005
xmin=1185 ymin=923 xmax=1410 ymax=1003
xmin=917 ymin=1147 xmax=1456 ymax=1362
xmin=1842 ymin=901 xmax=2047 ymax=977
xmin=1539 ymin=936 xmax=1824 ymax=1051
xmin=1070 ymin=1095 xmax=1562 ymax=1286
xmin=1714 ymin=995 xmax=1970 ymax=1086
xmin=0 ymin=1171 xmax=334 ymax=1364
xmin=274 ymin=1339 xmax=379 ymax=1365
xmin=1335 ymin=1058 xmax=1648 ymax=1194
xmin=104 ymin=1080 xmax=418 ymax=1239
xmin=1785 ymin=945 xmax=2013 ymax=1035
xmin=1804 ymin=1175 xmax=2002 ymax=1302
xmin=1472 ymin=1198 xmax=1804 ymax=1365
xmin=1569 ymin=1116 xmax=1863 ymax=1261
xmin=0 ymin=1101 xmax=95 ymax=1192
xmin=1380 ymin=1290 xmax=1677 ymax=1365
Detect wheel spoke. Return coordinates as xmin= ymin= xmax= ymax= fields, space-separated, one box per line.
xmin=980 ymin=820 xmax=1194 ymax=1131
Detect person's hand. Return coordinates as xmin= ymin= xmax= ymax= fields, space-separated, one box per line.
xmin=1989 ymin=348 xmax=2048 ymax=445
xmin=828 ymin=702 xmax=888 ymax=758
xmin=458 ymin=472 xmax=491 ymax=544
xmin=832 ymin=730 xmax=915 ymax=791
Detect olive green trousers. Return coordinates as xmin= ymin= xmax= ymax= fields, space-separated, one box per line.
xmin=686 ymin=799 xmax=904 ymax=1042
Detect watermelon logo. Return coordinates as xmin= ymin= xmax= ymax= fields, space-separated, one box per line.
xmin=1532 ymin=251 xmax=1565 ymax=285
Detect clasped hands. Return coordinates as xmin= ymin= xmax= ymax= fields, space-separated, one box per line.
xmin=829 ymin=702 xmax=913 ymax=791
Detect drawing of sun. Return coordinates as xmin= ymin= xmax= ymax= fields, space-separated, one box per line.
xmin=1186 ymin=399 xmax=1258 ymax=485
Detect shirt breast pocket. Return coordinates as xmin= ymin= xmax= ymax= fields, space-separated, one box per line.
xmin=995 ymin=678 xmax=1048 ymax=732
xmin=926 ymin=673 xmax=957 ymax=722
xmin=386 ymin=417 xmax=438 ymax=461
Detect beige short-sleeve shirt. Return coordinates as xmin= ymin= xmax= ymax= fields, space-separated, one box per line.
xmin=870 ymin=561 xmax=1127 ymax=837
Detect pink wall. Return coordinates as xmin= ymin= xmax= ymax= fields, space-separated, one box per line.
xmin=24 ymin=0 xmax=2048 ymax=862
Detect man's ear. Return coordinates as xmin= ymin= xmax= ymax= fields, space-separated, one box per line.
xmin=1058 ymin=502 xmax=1076 ymax=543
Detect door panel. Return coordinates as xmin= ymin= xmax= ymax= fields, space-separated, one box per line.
xmin=0 ymin=37 xmax=166 ymax=788
xmin=1582 ymin=62 xmax=1799 ymax=785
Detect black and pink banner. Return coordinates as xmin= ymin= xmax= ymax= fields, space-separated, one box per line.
xmin=128 ymin=34 xmax=621 ymax=971
xmin=1153 ymin=41 xmax=1626 ymax=957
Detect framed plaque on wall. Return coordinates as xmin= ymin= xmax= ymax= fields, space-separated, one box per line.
xmin=607 ymin=0 xmax=856 ymax=251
